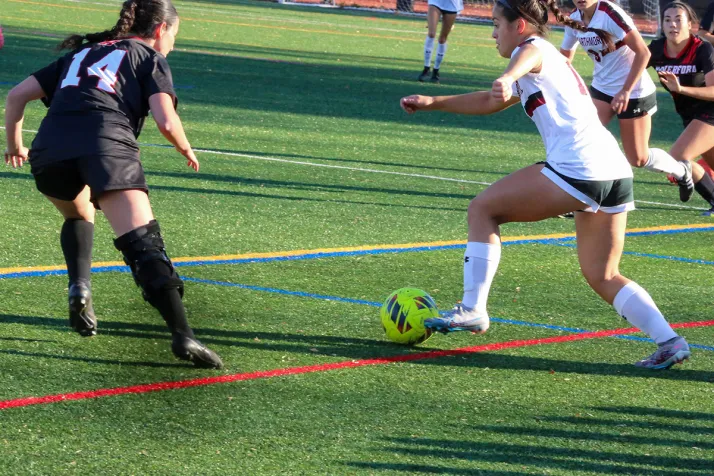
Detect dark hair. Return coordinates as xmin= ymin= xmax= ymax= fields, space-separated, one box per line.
xmin=542 ymin=0 xmax=617 ymax=54
xmin=660 ymin=1 xmax=698 ymax=37
xmin=58 ymin=0 xmax=178 ymax=50
xmin=495 ymin=0 xmax=551 ymax=37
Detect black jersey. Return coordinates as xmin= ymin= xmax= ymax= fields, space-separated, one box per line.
xmin=29 ymin=38 xmax=176 ymax=166
xmin=648 ymin=35 xmax=714 ymax=122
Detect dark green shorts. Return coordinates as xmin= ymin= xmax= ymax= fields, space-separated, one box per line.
xmin=542 ymin=163 xmax=635 ymax=214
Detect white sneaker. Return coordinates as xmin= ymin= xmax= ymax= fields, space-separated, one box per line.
xmin=424 ymin=303 xmax=490 ymax=334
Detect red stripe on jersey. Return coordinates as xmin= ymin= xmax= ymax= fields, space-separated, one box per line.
xmin=664 ymin=35 xmax=700 ymax=64
xmin=683 ymin=36 xmax=702 ymax=64
xmin=597 ymin=1 xmax=631 ymax=33
xmin=524 ymin=91 xmax=546 ymax=117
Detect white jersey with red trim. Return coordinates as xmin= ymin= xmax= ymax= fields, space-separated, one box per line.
xmin=427 ymin=0 xmax=463 ymax=13
xmin=511 ymin=37 xmax=632 ymax=181
xmin=561 ymin=0 xmax=656 ymax=98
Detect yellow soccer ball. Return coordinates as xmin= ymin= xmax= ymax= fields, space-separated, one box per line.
xmin=380 ymin=288 xmax=439 ymax=345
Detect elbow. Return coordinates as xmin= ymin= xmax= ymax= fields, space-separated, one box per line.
xmin=6 ymin=87 xmax=22 ymax=106
xmin=155 ymin=118 xmax=175 ymax=135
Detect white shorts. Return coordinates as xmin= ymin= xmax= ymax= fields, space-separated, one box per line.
xmin=428 ymin=0 xmax=463 ymax=13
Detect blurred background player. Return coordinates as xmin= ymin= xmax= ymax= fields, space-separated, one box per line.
xmin=650 ymin=1 xmax=714 ymax=215
xmin=418 ymin=0 xmax=463 ymax=83
xmin=698 ymin=0 xmax=714 ymax=44
xmin=401 ymin=0 xmax=691 ymax=370
xmin=3 ymin=0 xmax=223 ymax=368
xmin=559 ymin=0 xmax=695 ymax=205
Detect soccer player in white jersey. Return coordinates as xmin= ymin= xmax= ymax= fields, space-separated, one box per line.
xmin=400 ymin=0 xmax=691 ymax=369
xmin=418 ymin=0 xmax=464 ymax=83
xmin=558 ymin=0 xmax=698 ymax=205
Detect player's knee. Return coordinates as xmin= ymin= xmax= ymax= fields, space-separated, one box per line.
xmin=467 ymin=196 xmax=497 ymax=225
xmin=580 ymin=266 xmax=618 ymax=293
xmin=114 ymin=220 xmax=184 ymax=303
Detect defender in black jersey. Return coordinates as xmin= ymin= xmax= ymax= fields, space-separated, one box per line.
xmin=649 ymin=1 xmax=714 ymax=214
xmin=4 ymin=0 xmax=223 ymax=368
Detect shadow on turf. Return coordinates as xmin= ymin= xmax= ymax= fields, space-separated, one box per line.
xmin=0 ymin=171 xmax=698 ymax=214
xmin=411 ymin=351 xmax=714 ymax=383
xmin=346 ymin=462 xmax=533 ymax=476
xmin=469 ymin=422 xmax=714 ymax=449
xmin=0 ymin=349 xmax=186 ymax=368
xmin=348 ymin=434 xmax=713 ymax=475
xmin=3 ymin=314 xmax=714 ymax=382
xmin=0 ymin=336 xmax=55 ymax=343
xmin=595 ymin=405 xmax=714 ymax=422
xmin=146 ymin=171 xmax=480 ymax=201
xmin=151 ymin=183 xmax=466 ymax=212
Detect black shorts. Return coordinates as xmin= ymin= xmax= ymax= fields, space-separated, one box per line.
xmin=31 ymin=155 xmax=148 ymax=208
xmin=542 ymin=163 xmax=635 ymax=214
xmin=682 ymin=111 xmax=714 ymax=128
xmin=590 ymin=87 xmax=657 ymax=120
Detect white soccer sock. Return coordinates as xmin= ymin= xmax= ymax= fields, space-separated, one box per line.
xmin=613 ymin=281 xmax=678 ymax=344
xmin=434 ymin=42 xmax=448 ymax=70
xmin=461 ymin=242 xmax=501 ymax=313
xmin=644 ymin=148 xmax=687 ymax=180
xmin=424 ymin=36 xmax=435 ymax=67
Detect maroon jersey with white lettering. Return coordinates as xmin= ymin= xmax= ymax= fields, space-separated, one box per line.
xmin=30 ymin=38 xmax=176 ymax=166
xmin=648 ymin=35 xmax=714 ymax=122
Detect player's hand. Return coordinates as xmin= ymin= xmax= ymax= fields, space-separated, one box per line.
xmin=400 ymin=95 xmax=434 ymax=114
xmin=658 ymin=71 xmax=681 ymax=93
xmin=611 ymin=89 xmax=630 ymax=114
xmin=491 ymin=75 xmax=514 ymax=103
xmin=4 ymin=146 xmax=29 ymax=168
xmin=181 ymin=147 xmax=199 ymax=172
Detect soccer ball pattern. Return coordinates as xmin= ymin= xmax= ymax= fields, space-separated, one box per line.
xmin=380 ymin=288 xmax=439 ymax=345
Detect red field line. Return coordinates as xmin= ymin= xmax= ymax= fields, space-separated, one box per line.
xmin=2 ymin=320 xmax=713 ymax=411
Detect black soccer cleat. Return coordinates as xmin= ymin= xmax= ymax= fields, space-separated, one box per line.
xmin=171 ymin=334 xmax=224 ymax=369
xmin=418 ymin=66 xmax=431 ymax=82
xmin=430 ymin=69 xmax=440 ymax=83
xmin=68 ymin=281 xmax=97 ymax=337
xmin=677 ymin=160 xmax=694 ymax=202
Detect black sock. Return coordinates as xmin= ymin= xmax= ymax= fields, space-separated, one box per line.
xmin=115 ymin=221 xmax=195 ymax=339
xmin=60 ymin=219 xmax=94 ymax=285
xmin=147 ymin=288 xmax=195 ymax=339
xmin=695 ymin=174 xmax=714 ymax=206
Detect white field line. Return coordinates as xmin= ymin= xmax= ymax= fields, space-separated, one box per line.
xmin=0 ymin=127 xmax=490 ymax=185
xmin=635 ymin=200 xmax=709 ymax=211
xmin=1 ymin=126 xmax=706 ymax=208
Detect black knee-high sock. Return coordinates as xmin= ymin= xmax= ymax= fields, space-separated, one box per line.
xmin=114 ymin=221 xmax=194 ymax=339
xmin=695 ymin=174 xmax=714 ymax=206
xmin=60 ymin=219 xmax=94 ymax=285
xmin=146 ymin=287 xmax=194 ymax=339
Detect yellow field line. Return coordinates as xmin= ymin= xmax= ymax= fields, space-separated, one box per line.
xmin=0 ymin=223 xmax=711 ymax=276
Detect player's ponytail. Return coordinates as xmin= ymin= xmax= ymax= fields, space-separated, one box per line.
xmin=58 ymin=0 xmax=177 ymax=50
xmin=543 ymin=0 xmax=616 ymax=54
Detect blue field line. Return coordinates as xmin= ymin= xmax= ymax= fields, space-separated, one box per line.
xmin=548 ymin=241 xmax=714 ymax=266
xmin=182 ymin=277 xmax=714 ymax=352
